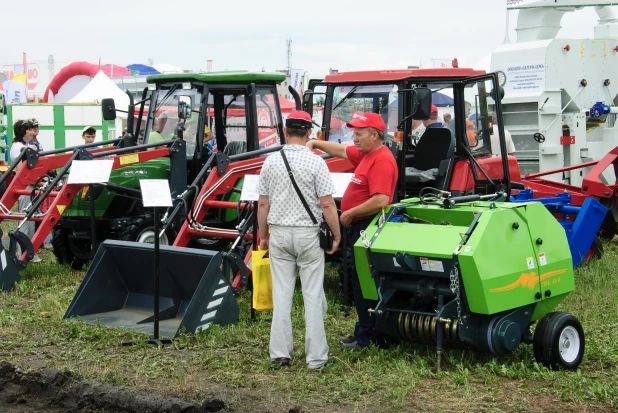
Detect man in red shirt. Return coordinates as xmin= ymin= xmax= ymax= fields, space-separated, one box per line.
xmin=307 ymin=112 xmax=398 ymax=349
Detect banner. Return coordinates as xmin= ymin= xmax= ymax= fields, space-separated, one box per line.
xmin=289 ymin=69 xmax=303 ymax=103
xmin=2 ymin=63 xmax=40 ymax=92
xmin=3 ymin=73 xmax=27 ymax=103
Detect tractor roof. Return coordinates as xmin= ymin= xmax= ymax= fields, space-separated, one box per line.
xmin=324 ymin=68 xmax=485 ymax=83
xmin=146 ymin=71 xmax=287 ymax=84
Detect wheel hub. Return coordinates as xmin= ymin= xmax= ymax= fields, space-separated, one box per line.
xmin=137 ymin=229 xmax=169 ymax=245
xmin=559 ymin=326 xmax=580 ymax=363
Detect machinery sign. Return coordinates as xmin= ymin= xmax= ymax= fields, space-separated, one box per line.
xmin=495 ymin=62 xmax=545 ymax=95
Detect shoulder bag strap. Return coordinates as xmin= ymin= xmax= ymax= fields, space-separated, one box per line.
xmin=280 ymin=149 xmax=318 ymax=224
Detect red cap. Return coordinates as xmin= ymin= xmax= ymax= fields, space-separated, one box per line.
xmin=330 ymin=117 xmax=345 ymax=129
xmin=431 ymin=104 xmax=438 ymax=115
xmin=346 ymin=112 xmax=385 ymax=132
xmin=285 ymin=110 xmax=313 ymax=130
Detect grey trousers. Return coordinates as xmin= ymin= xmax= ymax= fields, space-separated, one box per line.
xmin=268 ymin=225 xmax=329 ymax=369
xmin=16 ymin=190 xmax=36 ymax=257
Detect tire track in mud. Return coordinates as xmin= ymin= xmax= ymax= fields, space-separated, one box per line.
xmin=0 ymin=362 xmax=230 ymax=413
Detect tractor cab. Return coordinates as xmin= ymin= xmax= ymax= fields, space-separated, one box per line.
xmin=305 ymin=69 xmax=522 ymax=198
xmin=125 ymin=71 xmax=287 ymax=182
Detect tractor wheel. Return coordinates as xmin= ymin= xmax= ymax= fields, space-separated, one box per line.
xmin=584 ymin=237 xmax=604 ymax=262
xmin=119 ymin=215 xmax=171 ymax=245
xmin=533 ymin=312 xmax=585 ymax=370
xmin=51 ymin=229 xmax=88 ymax=270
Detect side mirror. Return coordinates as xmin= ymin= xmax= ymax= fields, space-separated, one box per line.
xmin=412 ymin=87 xmax=432 ymax=120
xmin=489 ymin=86 xmax=505 ymax=101
xmin=178 ymin=96 xmax=192 ymax=120
xmin=101 ymin=98 xmax=117 ymax=120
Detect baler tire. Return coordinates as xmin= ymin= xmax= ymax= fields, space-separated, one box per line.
xmin=119 ymin=215 xmax=171 ymax=245
xmin=51 ymin=229 xmax=88 ymax=270
xmin=533 ymin=312 xmax=585 ymax=370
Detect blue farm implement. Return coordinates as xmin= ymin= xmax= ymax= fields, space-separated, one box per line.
xmin=510 ymin=189 xmax=607 ymax=267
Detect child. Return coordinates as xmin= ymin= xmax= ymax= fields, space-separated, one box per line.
xmin=82 ymin=126 xmax=99 ymax=149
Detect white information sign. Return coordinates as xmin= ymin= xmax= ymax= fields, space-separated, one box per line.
xmin=139 ymin=179 xmax=173 ymax=207
xmin=67 ymin=160 xmax=114 ymax=184
xmin=494 ymin=62 xmax=545 ymax=95
xmin=240 ymin=174 xmax=261 ymax=201
xmin=330 ymin=173 xmax=353 ymax=199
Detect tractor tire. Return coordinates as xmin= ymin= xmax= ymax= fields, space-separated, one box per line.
xmin=51 ymin=229 xmax=88 ymax=270
xmin=119 ymin=215 xmax=171 ymax=245
xmin=533 ymin=312 xmax=585 ymax=370
xmin=584 ymin=237 xmax=604 ymax=262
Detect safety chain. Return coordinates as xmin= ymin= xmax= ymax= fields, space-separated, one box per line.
xmin=449 ymin=266 xmax=463 ymax=324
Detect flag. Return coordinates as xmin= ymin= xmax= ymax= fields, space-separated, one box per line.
xmin=22 ymin=53 xmax=28 ymax=101
xmin=289 ymin=69 xmax=303 ymax=103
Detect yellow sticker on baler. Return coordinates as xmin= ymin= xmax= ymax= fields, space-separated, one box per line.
xmin=57 ymin=205 xmax=66 ymax=214
xmin=526 ymin=257 xmax=535 ymax=269
xmin=120 ymin=154 xmax=140 ymax=165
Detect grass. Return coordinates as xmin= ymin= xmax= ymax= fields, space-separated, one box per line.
xmin=0 ymin=235 xmax=617 ymax=412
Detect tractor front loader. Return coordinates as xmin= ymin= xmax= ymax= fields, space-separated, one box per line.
xmin=0 ymin=135 xmax=186 ymax=291
xmin=62 ymin=72 xmax=355 ymax=338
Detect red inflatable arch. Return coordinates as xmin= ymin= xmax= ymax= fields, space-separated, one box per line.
xmin=43 ymin=61 xmax=130 ymax=103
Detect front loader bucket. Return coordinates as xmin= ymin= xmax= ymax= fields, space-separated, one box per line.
xmin=0 ymin=248 xmax=20 ymax=291
xmin=63 ymin=240 xmax=239 ymax=338
xmin=0 ymin=229 xmax=35 ymax=291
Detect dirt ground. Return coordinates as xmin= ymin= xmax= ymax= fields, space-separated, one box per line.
xmin=0 ymin=362 xmax=232 ymax=413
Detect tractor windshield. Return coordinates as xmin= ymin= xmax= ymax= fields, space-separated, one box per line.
xmin=143 ymin=85 xmax=203 ymax=156
xmin=328 ymin=84 xmax=399 ymax=143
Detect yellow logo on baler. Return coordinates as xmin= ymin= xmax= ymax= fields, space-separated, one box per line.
xmin=57 ymin=205 xmax=66 ymax=214
xmin=489 ymin=269 xmax=567 ymax=293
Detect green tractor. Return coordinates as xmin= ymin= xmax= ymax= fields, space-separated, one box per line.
xmin=52 ymin=71 xmax=289 ymax=269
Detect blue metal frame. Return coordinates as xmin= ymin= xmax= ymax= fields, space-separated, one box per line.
xmin=511 ymin=189 xmax=608 ymax=267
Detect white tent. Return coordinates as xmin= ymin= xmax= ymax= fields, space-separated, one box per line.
xmin=68 ymin=71 xmax=130 ymax=117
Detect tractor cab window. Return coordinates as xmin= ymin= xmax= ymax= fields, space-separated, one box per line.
xmin=206 ymin=93 xmax=249 ymax=155
xmin=145 ymin=85 xmax=203 ymax=158
xmin=255 ymin=87 xmax=282 ymax=149
xmin=464 ymin=79 xmax=496 ymax=158
xmin=328 ymin=84 xmax=399 ymax=143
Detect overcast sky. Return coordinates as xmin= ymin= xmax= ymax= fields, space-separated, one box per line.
xmin=2 ymin=0 xmax=616 ymax=79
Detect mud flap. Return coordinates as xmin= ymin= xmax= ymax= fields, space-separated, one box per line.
xmin=63 ymin=240 xmax=239 ymax=338
xmin=0 ymin=229 xmax=35 ymax=291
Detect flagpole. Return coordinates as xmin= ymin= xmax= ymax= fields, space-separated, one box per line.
xmin=23 ymin=52 xmax=28 ymax=102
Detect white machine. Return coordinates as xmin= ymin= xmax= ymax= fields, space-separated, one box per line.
xmin=491 ymin=0 xmax=618 ymax=185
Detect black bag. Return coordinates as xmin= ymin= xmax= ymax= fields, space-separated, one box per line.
xmin=280 ymin=149 xmax=333 ymax=250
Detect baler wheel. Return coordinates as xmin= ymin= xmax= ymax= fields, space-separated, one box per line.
xmin=533 ymin=312 xmax=585 ymax=370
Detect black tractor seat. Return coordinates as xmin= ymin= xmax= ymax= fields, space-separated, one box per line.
xmin=405 ymin=127 xmax=454 ymax=185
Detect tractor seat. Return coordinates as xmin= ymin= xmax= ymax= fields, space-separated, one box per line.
xmin=223 ymin=140 xmax=247 ymax=156
xmin=405 ymin=128 xmax=453 ymax=184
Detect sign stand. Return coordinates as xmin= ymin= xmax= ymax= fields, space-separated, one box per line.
xmin=239 ymin=175 xmax=260 ymax=322
xmin=139 ymin=180 xmax=173 ymax=345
